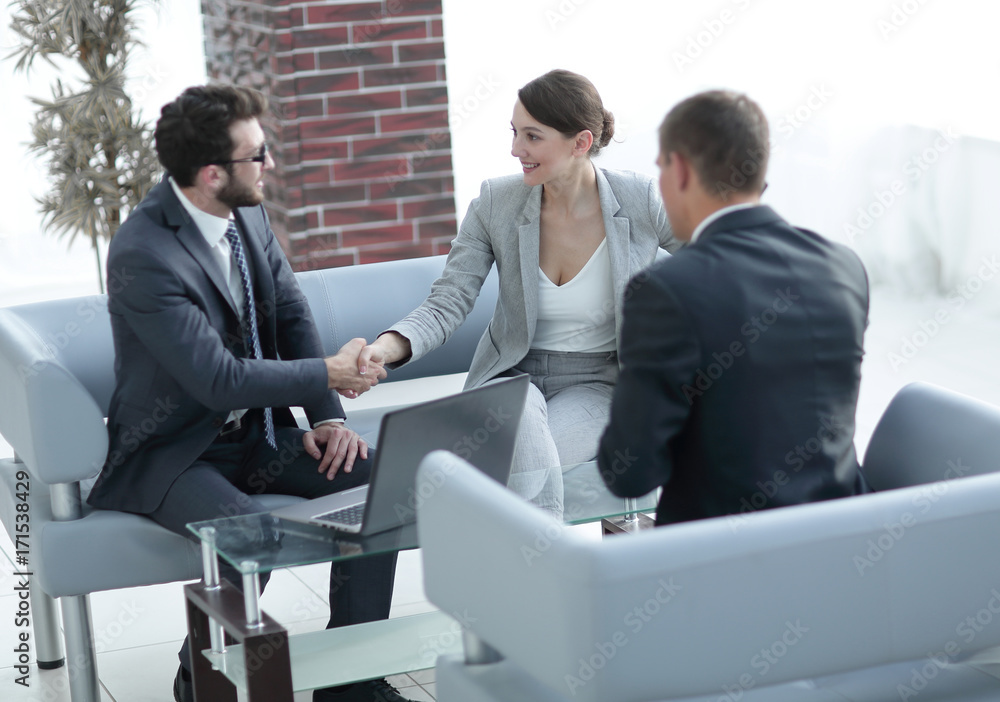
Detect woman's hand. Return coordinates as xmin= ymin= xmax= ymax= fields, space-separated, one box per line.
xmin=359 ymin=332 xmax=412 ymax=374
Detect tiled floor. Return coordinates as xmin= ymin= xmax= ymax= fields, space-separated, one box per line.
xmin=0 ymin=551 xmax=440 ymax=700
xmin=2 ymin=287 xmax=1000 ymax=701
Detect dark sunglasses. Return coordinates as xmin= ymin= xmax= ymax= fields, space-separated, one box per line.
xmin=213 ymin=144 xmax=268 ymax=166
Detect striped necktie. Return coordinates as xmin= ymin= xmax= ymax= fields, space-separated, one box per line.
xmin=224 ymin=220 xmax=277 ymax=450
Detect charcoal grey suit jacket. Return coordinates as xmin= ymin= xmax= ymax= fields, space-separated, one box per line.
xmin=87 ymin=179 xmax=341 ymax=514
xmin=598 ymin=205 xmax=870 ymax=525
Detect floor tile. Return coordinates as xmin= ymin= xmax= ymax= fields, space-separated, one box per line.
xmin=96 ymin=639 xmax=183 ymax=702
xmin=288 ymin=562 xmax=334 ymax=605
xmin=408 ymin=667 xmax=435 ymax=685
xmin=387 ymin=672 xmax=420 ymax=689
xmin=283 ymin=615 xmax=330 ymax=637
xmin=88 ymin=581 xmax=193 ymax=654
xmin=420 ymin=681 xmax=437 ymax=699
xmin=400 ymin=682 xmax=436 ymax=701
xmin=388 ymin=600 xmax=438 ymax=620
xmin=261 ymin=567 xmax=330 ymax=625
xmin=0 ymin=663 xmax=115 ymax=702
xmin=285 ymin=552 xmax=434 ymax=621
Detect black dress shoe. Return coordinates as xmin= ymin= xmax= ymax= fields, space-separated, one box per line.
xmin=313 ymin=678 xmax=418 ymax=702
xmin=173 ymin=665 xmax=193 ymax=702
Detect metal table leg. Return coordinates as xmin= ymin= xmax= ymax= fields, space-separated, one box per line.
xmin=199 ymin=527 xmax=226 ymax=655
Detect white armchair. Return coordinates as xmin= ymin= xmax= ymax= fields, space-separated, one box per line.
xmin=415 ymin=382 xmax=1000 ymax=701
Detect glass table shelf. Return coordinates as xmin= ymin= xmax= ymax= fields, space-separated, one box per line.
xmin=203 ymin=610 xmax=461 ymax=694
xmin=187 ymin=460 xmax=657 ymax=575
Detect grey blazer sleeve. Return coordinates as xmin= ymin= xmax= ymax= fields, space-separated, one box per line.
xmin=387 ymin=179 xmax=498 ymax=366
xmin=648 ymin=177 xmax=683 ymax=254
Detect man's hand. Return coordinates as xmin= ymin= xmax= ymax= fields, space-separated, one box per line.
xmin=324 ymin=338 xmax=387 ymax=398
xmin=303 ymin=423 xmax=368 ymax=480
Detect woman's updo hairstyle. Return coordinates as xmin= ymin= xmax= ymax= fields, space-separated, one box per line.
xmin=517 ymin=69 xmax=615 ymax=157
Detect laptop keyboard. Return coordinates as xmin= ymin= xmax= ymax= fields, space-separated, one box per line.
xmin=314 ymin=503 xmax=366 ymax=526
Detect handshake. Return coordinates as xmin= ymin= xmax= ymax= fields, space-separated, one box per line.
xmin=322 ymin=332 xmax=410 ymax=399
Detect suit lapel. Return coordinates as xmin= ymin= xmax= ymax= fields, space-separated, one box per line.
xmin=595 ymin=168 xmax=632 ymax=344
xmin=160 ymin=182 xmax=238 ymax=314
xmin=516 ymin=184 xmax=543 ymax=347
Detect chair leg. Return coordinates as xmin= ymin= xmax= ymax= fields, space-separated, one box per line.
xmin=31 ymin=585 xmax=65 ymax=668
xmin=61 ymin=594 xmax=101 ymax=702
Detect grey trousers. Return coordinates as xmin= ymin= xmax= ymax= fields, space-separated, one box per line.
xmin=500 ymin=350 xmax=619 ymax=518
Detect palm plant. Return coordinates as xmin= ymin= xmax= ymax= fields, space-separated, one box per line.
xmin=8 ymin=0 xmax=160 ymax=293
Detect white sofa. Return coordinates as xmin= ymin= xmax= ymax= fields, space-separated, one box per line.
xmin=415 ymin=382 xmax=1000 ymax=702
xmin=0 ymin=254 xmax=498 ymax=702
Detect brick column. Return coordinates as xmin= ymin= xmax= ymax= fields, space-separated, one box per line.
xmin=202 ymin=0 xmax=457 ymax=269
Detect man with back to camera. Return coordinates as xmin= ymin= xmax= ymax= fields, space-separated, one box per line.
xmin=597 ymin=90 xmax=869 ymax=525
xmin=85 ymin=85 xmax=416 ymax=702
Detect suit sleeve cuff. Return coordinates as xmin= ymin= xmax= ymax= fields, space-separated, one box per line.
xmin=312 ymin=418 xmax=345 ymax=429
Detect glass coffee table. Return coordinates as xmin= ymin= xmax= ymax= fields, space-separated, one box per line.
xmin=184 ymin=460 xmax=656 ymax=701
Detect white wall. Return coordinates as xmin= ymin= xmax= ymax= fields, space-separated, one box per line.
xmin=441 ymin=0 xmax=1000 ymax=298
xmin=3 ymin=0 xmax=999 ymax=303
xmin=441 ymin=0 xmax=1000 ymax=211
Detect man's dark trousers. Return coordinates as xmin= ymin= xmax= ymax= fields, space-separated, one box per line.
xmin=147 ymin=410 xmax=397 ymax=670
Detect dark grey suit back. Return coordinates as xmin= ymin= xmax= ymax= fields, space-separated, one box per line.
xmin=654 ymin=207 xmax=869 ymax=522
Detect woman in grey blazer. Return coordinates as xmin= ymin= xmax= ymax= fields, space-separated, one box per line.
xmin=367 ymin=70 xmax=681 ymax=516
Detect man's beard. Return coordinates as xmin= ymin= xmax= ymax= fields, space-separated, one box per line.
xmin=217 ymin=175 xmax=264 ymax=209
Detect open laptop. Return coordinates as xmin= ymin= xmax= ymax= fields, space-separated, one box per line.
xmin=271 ymin=374 xmax=529 ymax=535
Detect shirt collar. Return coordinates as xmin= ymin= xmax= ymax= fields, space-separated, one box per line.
xmin=689 ymin=202 xmax=759 ymax=244
xmin=168 ymin=177 xmax=232 ymax=247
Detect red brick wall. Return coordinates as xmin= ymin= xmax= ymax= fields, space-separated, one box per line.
xmin=202 ymin=0 xmax=457 ymax=269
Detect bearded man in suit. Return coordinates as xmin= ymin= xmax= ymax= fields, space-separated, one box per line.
xmin=598 ymin=90 xmax=869 ymax=526
xmin=87 ymin=85 xmax=415 ymax=702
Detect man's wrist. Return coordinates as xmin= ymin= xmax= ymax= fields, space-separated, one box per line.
xmin=312 ymin=418 xmax=345 ymax=429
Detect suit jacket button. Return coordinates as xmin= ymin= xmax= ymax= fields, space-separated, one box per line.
xmin=212 ymin=417 xmax=224 ymax=428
